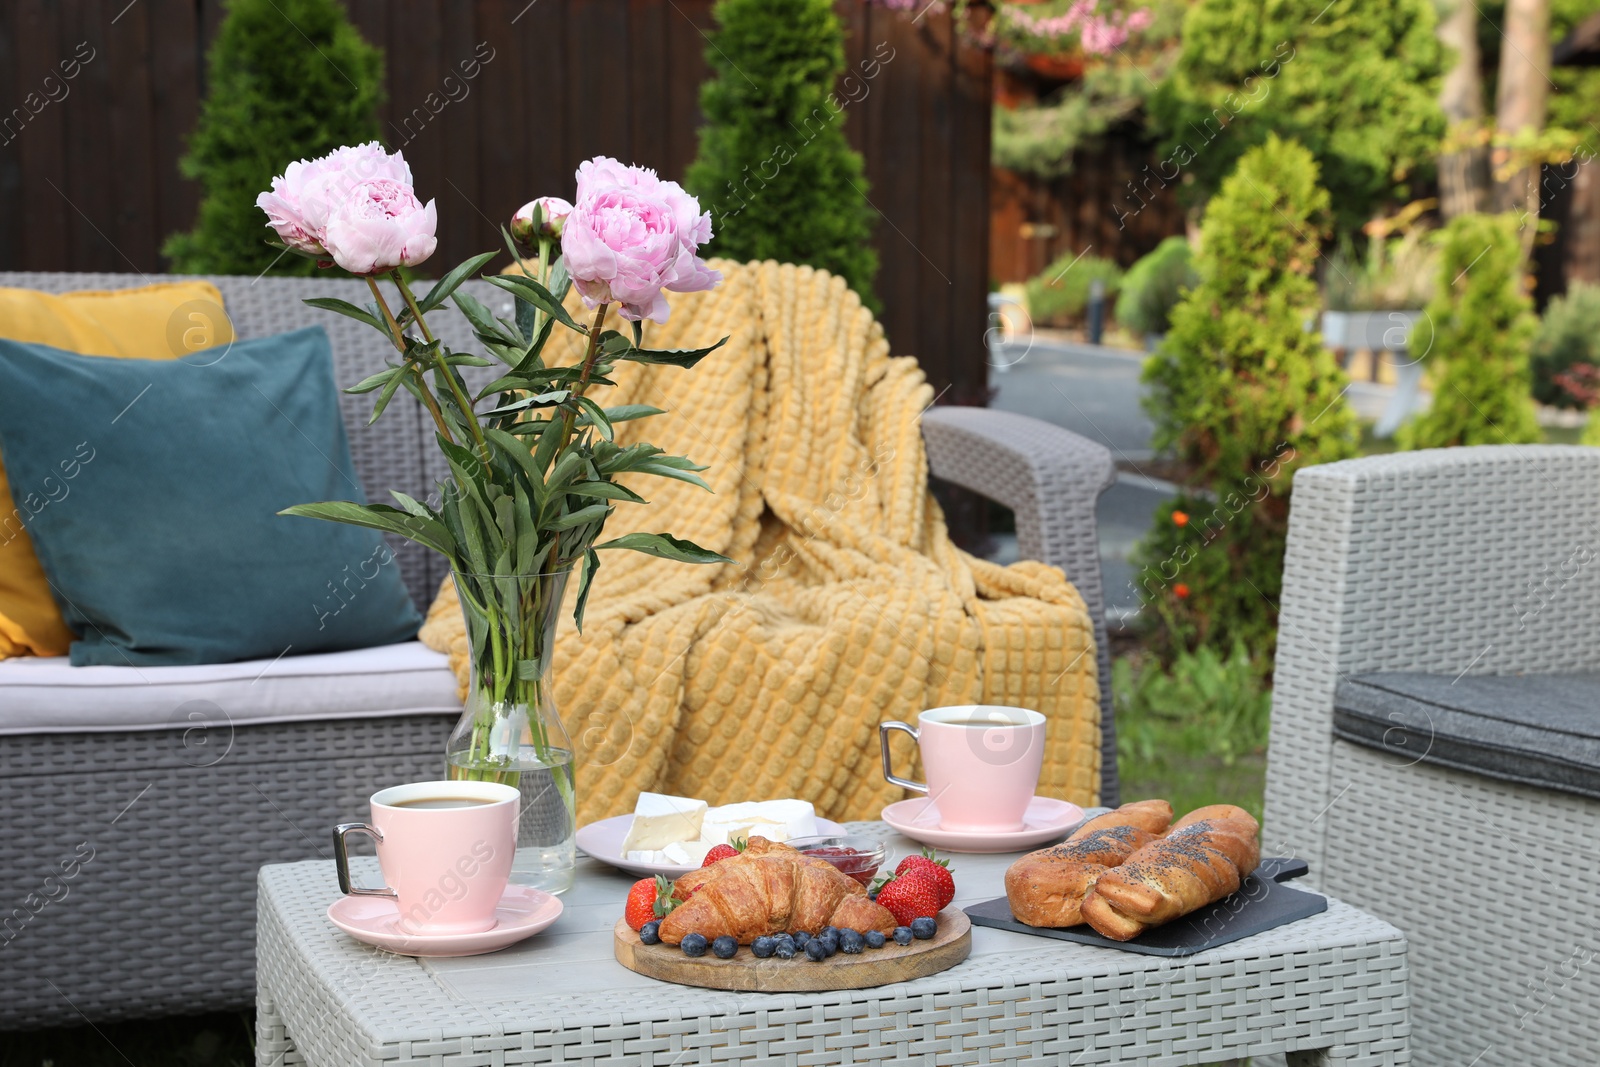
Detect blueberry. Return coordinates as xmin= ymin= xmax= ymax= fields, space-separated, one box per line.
xmin=792 ymin=930 xmax=811 ymax=948
xmin=893 ymin=926 xmax=913 ymax=945
xmin=911 ymin=917 xmax=937 ymax=940
xmin=681 ymin=933 xmax=709 ymax=957
xmin=821 ymin=925 xmax=839 ymax=938
xmin=712 ymin=935 xmax=738 ymax=959
xmin=805 ymin=938 xmax=828 ymax=962
xmin=839 ymin=929 xmax=865 ymax=954
xmin=751 ymin=936 xmax=776 ymax=959
xmin=774 ymin=937 xmax=797 ymax=960
xmin=639 ymin=920 xmax=661 ymax=945
xmin=865 ymin=929 xmax=886 ymax=949
xmin=819 ymin=930 xmax=840 ymax=953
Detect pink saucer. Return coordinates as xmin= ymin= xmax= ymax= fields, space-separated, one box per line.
xmin=327 ymin=884 xmax=562 ymax=957
xmin=880 ymin=796 xmax=1085 ymax=853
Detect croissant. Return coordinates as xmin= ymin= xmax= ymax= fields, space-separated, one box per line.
xmin=658 ymin=837 xmax=898 ymax=944
xmin=1080 ymin=804 xmax=1260 ymax=941
xmin=1003 ymin=799 xmax=1173 ymax=927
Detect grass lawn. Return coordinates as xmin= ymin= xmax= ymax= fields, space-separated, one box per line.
xmin=1110 ymin=645 xmax=1272 ymax=821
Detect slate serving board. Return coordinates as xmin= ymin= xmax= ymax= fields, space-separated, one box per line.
xmin=963 ymin=856 xmax=1326 ymax=957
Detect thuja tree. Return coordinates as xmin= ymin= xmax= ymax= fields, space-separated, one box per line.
xmin=1133 ymin=136 xmax=1358 ymax=661
xmin=1400 ymin=213 xmax=1540 ymax=449
xmin=164 ymin=0 xmax=384 ymax=275
xmin=1149 ymin=0 xmax=1444 ymax=234
xmin=685 ymin=0 xmax=880 ymax=308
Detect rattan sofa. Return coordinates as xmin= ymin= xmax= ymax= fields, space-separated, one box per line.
xmin=0 ymin=270 xmax=1119 ymax=1030
xmin=1264 ymin=445 xmax=1600 ymax=1067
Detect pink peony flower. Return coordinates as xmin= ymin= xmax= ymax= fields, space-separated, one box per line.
xmin=511 ymin=196 xmax=574 ymax=243
xmin=256 ymin=142 xmax=415 ymax=260
xmin=560 ymin=156 xmax=720 ymax=324
xmin=321 ymin=178 xmax=438 ymax=275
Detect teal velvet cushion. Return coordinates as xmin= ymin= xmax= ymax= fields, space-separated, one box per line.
xmin=0 ymin=326 xmax=422 ymax=666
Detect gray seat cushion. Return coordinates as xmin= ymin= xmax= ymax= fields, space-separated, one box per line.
xmin=1333 ymin=672 xmax=1600 ymax=799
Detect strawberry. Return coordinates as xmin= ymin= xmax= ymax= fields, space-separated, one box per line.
xmin=624 ymin=875 xmax=680 ymax=930
xmin=875 ymin=869 xmax=943 ymax=926
xmin=701 ymin=837 xmax=747 ymax=867
xmin=894 ymin=849 xmax=955 ymax=910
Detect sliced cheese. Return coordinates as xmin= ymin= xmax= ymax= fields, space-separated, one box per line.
xmin=620 ymin=792 xmax=707 ymax=854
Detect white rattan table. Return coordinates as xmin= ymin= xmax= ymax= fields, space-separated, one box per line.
xmin=255 ymin=822 xmax=1411 ymax=1066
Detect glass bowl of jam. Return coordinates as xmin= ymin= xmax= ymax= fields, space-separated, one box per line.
xmin=788 ymin=834 xmax=887 ymax=886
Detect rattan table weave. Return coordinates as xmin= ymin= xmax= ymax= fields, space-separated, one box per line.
xmin=255 ymin=822 xmax=1411 ymax=1066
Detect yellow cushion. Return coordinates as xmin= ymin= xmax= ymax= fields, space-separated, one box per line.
xmin=0 ymin=282 xmax=235 ymax=657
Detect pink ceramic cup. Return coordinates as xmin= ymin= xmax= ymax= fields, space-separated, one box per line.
xmin=333 ymin=780 xmax=518 ymax=935
xmin=880 ymin=705 xmax=1047 ymax=832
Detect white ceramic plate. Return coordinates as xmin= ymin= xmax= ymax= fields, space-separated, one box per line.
xmin=880 ymin=796 xmax=1085 ymax=853
xmin=576 ymin=814 xmax=848 ymax=878
xmin=327 ymin=884 xmax=563 ymax=957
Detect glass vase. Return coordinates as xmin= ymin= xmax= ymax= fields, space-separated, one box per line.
xmin=445 ymin=568 xmax=577 ymax=895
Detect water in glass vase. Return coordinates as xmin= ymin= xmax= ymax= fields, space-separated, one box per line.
xmin=448 ymin=746 xmax=577 ymax=895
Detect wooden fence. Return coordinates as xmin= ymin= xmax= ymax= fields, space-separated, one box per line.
xmin=989 ymin=125 xmax=1187 ymax=285
xmin=0 ymin=0 xmax=992 ymax=401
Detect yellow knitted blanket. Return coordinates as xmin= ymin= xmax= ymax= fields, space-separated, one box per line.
xmin=420 ymin=261 xmax=1101 ymax=824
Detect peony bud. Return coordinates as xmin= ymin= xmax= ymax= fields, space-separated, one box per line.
xmin=511 ymin=196 xmax=573 ymax=244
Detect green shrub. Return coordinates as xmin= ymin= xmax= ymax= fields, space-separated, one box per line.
xmin=1531 ymin=283 xmax=1600 ymax=409
xmin=1024 ymin=254 xmax=1122 ymax=327
xmin=163 ymin=0 xmax=384 ymax=275
xmin=1114 ymin=237 xmax=1197 ymax=336
xmin=1149 ymin=0 xmax=1444 ymax=235
xmin=685 ymin=0 xmax=879 ymax=308
xmin=1136 ymin=136 xmax=1358 ymax=662
xmin=1399 ymin=214 xmax=1540 ymax=449
xmin=1584 ymin=408 xmax=1600 ymax=446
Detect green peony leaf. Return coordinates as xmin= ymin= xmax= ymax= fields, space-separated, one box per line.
xmin=547 ymin=503 xmax=612 ymax=531
xmin=595 ymin=532 xmax=733 ymax=565
xmin=278 ymin=501 xmax=454 ymax=558
xmin=419 ymin=251 xmax=498 ymax=313
xmin=573 ymin=547 xmax=600 ymax=632
xmin=303 ymin=296 xmax=386 ymax=333
xmin=487 ymin=273 xmax=581 ymax=331
xmin=613 ymin=336 xmax=728 ymax=369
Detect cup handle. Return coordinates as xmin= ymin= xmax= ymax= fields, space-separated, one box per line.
xmin=333 ymin=822 xmax=397 ymax=899
xmin=879 ymin=721 xmax=927 ymax=793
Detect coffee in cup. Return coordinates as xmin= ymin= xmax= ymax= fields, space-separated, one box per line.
xmin=333 ymin=780 xmax=518 ymax=935
xmin=879 ymin=705 xmax=1046 ymax=832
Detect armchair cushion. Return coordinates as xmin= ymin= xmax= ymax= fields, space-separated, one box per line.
xmin=1333 ymin=671 xmax=1600 ymax=800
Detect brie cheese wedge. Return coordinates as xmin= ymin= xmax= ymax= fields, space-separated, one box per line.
xmin=620 ymin=792 xmax=708 ymax=854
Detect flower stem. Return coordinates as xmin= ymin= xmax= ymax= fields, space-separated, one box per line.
xmin=365 ymin=274 xmax=408 ymax=353
xmin=575 ymin=303 xmax=611 ymax=399
xmin=556 ymin=302 xmax=611 ymax=461
xmin=392 ymin=270 xmax=491 ymax=469
xmin=366 ymin=275 xmax=456 ymax=446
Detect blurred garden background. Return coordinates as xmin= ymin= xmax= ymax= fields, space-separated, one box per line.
xmin=3 ymin=0 xmax=1600 ymax=1061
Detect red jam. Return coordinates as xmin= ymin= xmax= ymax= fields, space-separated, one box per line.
xmin=803 ymin=846 xmax=880 ymax=885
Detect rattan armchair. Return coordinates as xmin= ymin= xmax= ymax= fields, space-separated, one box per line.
xmin=0 ymin=270 xmax=1117 ymax=1029
xmin=1264 ymin=445 xmax=1600 ymax=1067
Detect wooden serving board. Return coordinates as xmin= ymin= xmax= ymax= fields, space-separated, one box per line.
xmin=614 ymin=910 xmax=971 ymax=992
